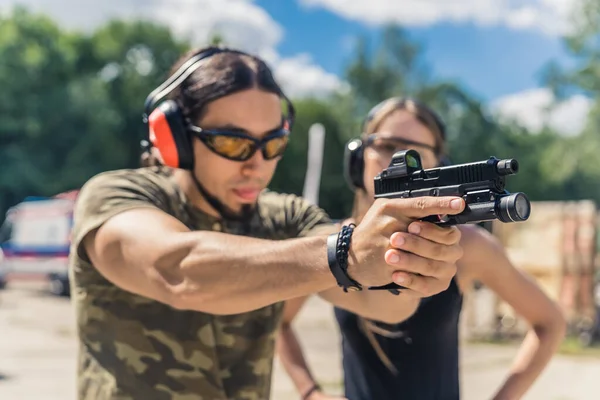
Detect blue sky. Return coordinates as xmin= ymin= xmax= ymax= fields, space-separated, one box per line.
xmin=1 ymin=0 xmax=589 ymax=135
xmin=249 ymin=0 xmax=589 ymax=136
xmin=256 ymin=0 xmax=570 ymax=102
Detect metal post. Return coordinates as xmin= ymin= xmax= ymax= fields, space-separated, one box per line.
xmin=302 ymin=123 xmax=326 ymax=206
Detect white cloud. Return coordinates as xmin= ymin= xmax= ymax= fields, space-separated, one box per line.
xmin=273 ymin=53 xmax=349 ymax=98
xmin=0 ymin=0 xmax=344 ymax=98
xmin=299 ymin=0 xmax=580 ymax=36
xmin=490 ymin=88 xmax=592 ymax=136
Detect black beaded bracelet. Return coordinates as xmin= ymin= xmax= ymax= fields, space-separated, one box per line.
xmin=326 ymin=223 xmax=362 ymax=292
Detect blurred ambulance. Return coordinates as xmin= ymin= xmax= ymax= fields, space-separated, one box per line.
xmin=0 ymin=191 xmax=78 ymax=296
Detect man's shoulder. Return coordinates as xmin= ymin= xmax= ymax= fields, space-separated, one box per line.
xmin=77 ymin=168 xmax=179 ymax=207
xmin=80 ymin=167 xmax=174 ymax=195
xmin=72 ymin=167 xmax=181 ymax=238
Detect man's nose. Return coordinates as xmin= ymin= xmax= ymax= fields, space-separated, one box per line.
xmin=240 ymin=149 xmax=265 ymax=175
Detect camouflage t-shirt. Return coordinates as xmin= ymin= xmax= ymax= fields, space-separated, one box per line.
xmin=69 ymin=167 xmax=332 ymax=400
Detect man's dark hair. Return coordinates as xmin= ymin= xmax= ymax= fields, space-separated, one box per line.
xmin=167 ymin=46 xmax=285 ymax=123
xmin=157 ymin=46 xmax=288 ymax=224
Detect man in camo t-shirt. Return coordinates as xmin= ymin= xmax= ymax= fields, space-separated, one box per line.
xmin=70 ymin=46 xmax=466 ymax=399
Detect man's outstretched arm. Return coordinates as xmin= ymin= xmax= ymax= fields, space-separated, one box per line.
xmin=84 ymin=207 xmax=336 ymax=315
xmin=80 ymin=183 xmax=464 ymax=316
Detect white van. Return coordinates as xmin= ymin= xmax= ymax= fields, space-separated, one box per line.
xmin=0 ymin=191 xmax=78 ymax=296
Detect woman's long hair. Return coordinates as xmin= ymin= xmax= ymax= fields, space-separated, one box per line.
xmin=353 ymin=98 xmax=448 ymax=374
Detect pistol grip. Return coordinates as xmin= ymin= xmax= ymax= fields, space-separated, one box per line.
xmin=367 ymin=282 xmax=406 ymax=296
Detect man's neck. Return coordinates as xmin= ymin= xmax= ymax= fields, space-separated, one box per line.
xmin=172 ymin=169 xmax=221 ymax=219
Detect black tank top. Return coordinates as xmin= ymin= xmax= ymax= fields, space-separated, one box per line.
xmin=334 ymin=278 xmax=464 ymax=400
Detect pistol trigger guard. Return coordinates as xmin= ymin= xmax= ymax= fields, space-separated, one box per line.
xmin=367 ymin=282 xmax=406 ymax=296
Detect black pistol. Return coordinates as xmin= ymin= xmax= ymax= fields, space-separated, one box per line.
xmin=369 ymin=149 xmax=531 ymax=295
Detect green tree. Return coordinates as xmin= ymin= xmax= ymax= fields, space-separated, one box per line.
xmin=83 ymin=19 xmax=189 ymax=169
xmin=537 ymin=0 xmax=600 ymax=203
xmin=0 ymin=8 xmax=190 ymax=218
xmin=345 ymin=25 xmax=428 ymax=112
xmin=0 ymin=7 xmax=121 ymax=215
xmin=339 ymin=24 xmax=511 ymax=164
xmin=344 ymin=18 xmax=600 ymax=206
xmin=269 ymin=98 xmax=354 ymax=219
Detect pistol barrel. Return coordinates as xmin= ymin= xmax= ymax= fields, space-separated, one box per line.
xmin=496 ymin=159 xmax=519 ymax=175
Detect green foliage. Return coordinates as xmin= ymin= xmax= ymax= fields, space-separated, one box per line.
xmin=85 ymin=20 xmax=189 ymax=167
xmin=1 ymin=4 xmax=599 ymax=222
xmin=0 ymin=7 xmax=118 ymax=213
xmin=0 ymin=8 xmax=187 ymax=216
xmin=533 ymin=0 xmax=600 ymax=204
xmin=270 ymin=98 xmax=354 ymax=219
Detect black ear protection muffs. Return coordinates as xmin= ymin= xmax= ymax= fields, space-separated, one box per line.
xmin=343 ymin=97 xmax=449 ymax=191
xmin=343 ymin=137 xmax=366 ymax=192
xmin=142 ymin=47 xmax=296 ymax=170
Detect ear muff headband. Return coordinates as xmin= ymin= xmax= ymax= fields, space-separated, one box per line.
xmin=142 ymin=48 xmax=225 ymax=124
xmin=142 ymin=48 xmax=296 ymax=170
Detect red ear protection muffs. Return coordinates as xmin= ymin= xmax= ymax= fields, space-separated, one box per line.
xmin=342 ymin=97 xmax=449 ymax=191
xmin=142 ymin=47 xmax=296 ymax=170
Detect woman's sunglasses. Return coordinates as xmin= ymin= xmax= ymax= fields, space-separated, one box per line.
xmin=187 ymin=124 xmax=290 ymax=162
xmin=365 ymin=134 xmax=440 ymax=166
xmin=365 ymin=134 xmax=437 ymax=153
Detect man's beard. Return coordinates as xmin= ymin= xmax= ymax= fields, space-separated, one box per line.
xmin=213 ymin=200 xmax=256 ymax=222
xmin=191 ymin=174 xmax=258 ymax=223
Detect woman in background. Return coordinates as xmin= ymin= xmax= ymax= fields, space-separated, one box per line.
xmin=276 ymin=97 xmax=567 ymax=400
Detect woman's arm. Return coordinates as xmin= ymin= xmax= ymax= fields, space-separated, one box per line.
xmin=458 ymin=225 xmax=567 ymax=400
xmin=276 ymin=297 xmax=347 ymax=400
xmin=276 ymin=221 xmax=463 ymax=399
